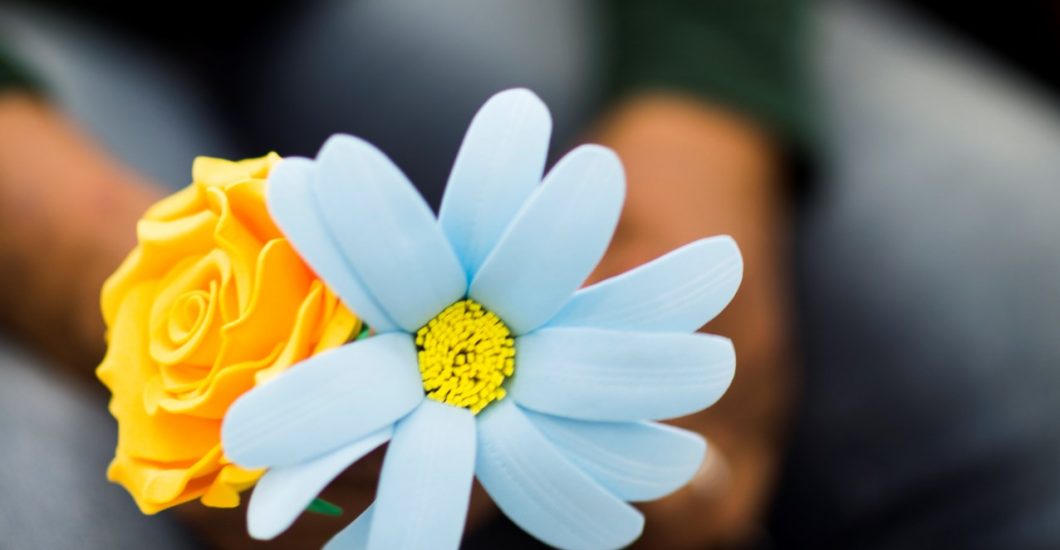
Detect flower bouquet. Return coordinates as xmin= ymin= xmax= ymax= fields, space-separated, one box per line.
xmin=99 ymin=89 xmax=742 ymax=549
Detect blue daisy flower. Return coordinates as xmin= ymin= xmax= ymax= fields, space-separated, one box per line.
xmin=221 ymin=88 xmax=742 ymax=549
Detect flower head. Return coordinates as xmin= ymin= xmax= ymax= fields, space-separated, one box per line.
xmin=221 ymin=89 xmax=742 ymax=549
xmin=98 ymin=154 xmax=358 ymax=513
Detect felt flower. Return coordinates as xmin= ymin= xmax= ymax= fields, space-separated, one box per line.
xmin=98 ymin=154 xmax=359 ymax=513
xmin=221 ymin=89 xmax=742 ymax=549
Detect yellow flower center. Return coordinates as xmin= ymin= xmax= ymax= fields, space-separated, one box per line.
xmin=415 ymin=299 xmax=515 ymax=414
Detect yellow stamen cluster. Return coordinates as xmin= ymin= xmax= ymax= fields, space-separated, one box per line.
xmin=415 ymin=299 xmax=515 ymax=414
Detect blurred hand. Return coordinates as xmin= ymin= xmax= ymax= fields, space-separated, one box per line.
xmin=0 ymin=93 xmax=161 ymax=370
xmin=591 ymin=94 xmax=796 ymax=548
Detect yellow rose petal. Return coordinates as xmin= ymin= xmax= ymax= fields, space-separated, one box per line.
xmin=98 ymin=153 xmax=359 ymax=513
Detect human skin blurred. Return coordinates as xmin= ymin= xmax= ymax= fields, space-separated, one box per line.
xmin=0 ymin=93 xmax=160 ymax=369
xmin=0 ymin=91 xmax=793 ymax=548
xmin=594 ymin=94 xmax=794 ymax=548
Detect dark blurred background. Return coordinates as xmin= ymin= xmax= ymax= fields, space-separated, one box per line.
xmin=2 ymin=0 xmax=1060 ymax=548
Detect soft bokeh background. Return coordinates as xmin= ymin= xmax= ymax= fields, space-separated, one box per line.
xmin=2 ymin=0 xmax=1060 ymax=548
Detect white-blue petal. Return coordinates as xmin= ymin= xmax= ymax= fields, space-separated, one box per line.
xmin=547 ymin=236 xmax=743 ymax=332
xmin=469 ymin=145 xmax=625 ymax=335
xmin=222 ymin=334 xmax=423 ymax=468
xmin=324 ymin=504 xmax=374 ymax=550
xmin=247 ymin=427 xmax=392 ymax=540
xmin=523 ymin=411 xmax=706 ymax=502
xmin=439 ymin=89 xmax=551 ymax=279
xmin=266 ymin=158 xmax=398 ymax=332
xmin=510 ymin=328 xmax=735 ymax=421
xmin=315 ymin=134 xmax=467 ymax=332
xmin=476 ymin=400 xmax=644 ymax=549
xmin=368 ymin=400 xmax=475 ymax=550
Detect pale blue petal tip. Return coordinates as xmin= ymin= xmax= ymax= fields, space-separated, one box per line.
xmin=548 ymin=235 xmax=743 ymax=333
xmin=524 ymin=411 xmax=706 ymax=502
xmin=510 ymin=328 xmax=736 ymax=421
xmin=368 ymin=401 xmax=476 ymax=550
xmin=314 ymin=134 xmax=467 ymax=332
xmin=221 ymin=334 xmax=423 ymax=468
xmin=439 ymin=88 xmax=552 ymax=280
xmin=476 ymin=401 xmax=644 ymax=549
xmin=265 ymin=157 xmax=398 ymax=332
xmin=469 ymin=144 xmax=626 ymax=335
xmin=247 ymin=427 xmax=392 ymax=540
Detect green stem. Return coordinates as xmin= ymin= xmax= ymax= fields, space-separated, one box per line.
xmin=306 ymin=497 xmax=343 ymax=516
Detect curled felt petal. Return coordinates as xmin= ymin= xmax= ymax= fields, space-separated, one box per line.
xmin=439 ymin=88 xmax=551 ymax=279
xmin=510 ymin=328 xmax=735 ymax=421
xmin=524 ymin=411 xmax=706 ymax=502
xmin=99 ymin=283 xmax=221 ymax=463
xmin=325 ymin=504 xmax=374 ymax=550
xmin=222 ymin=334 xmax=423 ymax=468
xmin=267 ymin=157 xmax=398 ymax=332
xmin=140 ymin=181 xmax=208 ymax=222
xmin=476 ymin=400 xmax=644 ymax=549
xmin=192 ymin=154 xmax=280 ymax=188
xmin=153 ymin=240 xmax=337 ymax=419
xmin=469 ymin=145 xmax=625 ymax=335
xmin=548 ymin=236 xmax=743 ymax=333
xmin=368 ymin=400 xmax=476 ymax=550
xmin=201 ymin=462 xmax=262 ymax=508
xmin=212 ymin=238 xmax=313 ymax=368
xmin=106 ymin=445 xmax=259 ymax=514
xmin=316 ymin=135 xmax=467 ymax=332
xmin=102 ymin=211 xmax=217 ymax=325
xmin=247 ymin=427 xmax=391 ymax=540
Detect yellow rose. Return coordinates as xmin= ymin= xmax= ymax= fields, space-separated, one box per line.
xmin=97 ymin=154 xmax=359 ymax=514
